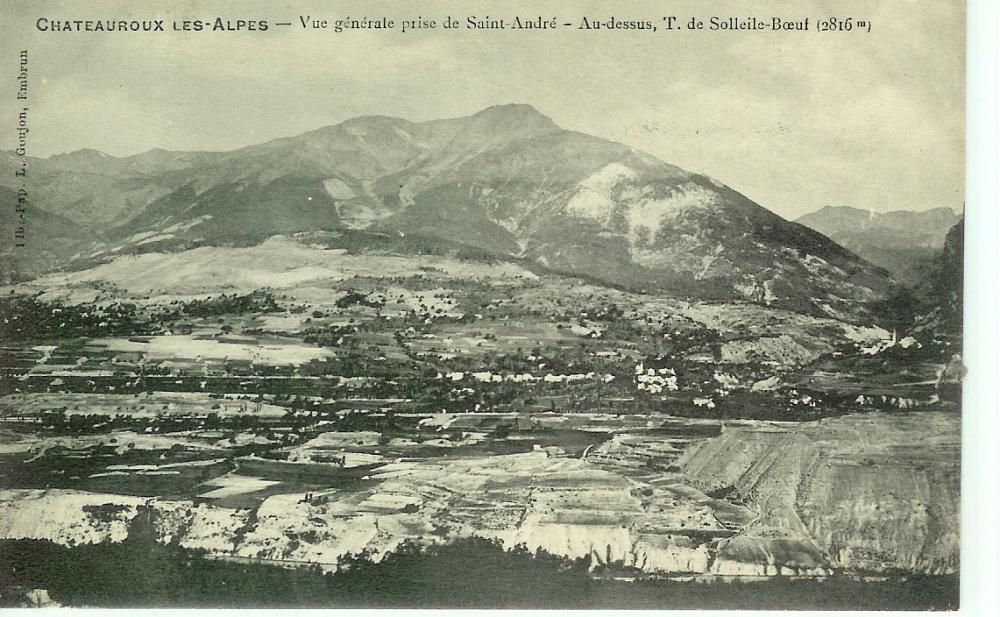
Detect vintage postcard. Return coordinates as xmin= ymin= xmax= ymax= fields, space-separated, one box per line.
xmin=0 ymin=0 xmax=970 ymax=610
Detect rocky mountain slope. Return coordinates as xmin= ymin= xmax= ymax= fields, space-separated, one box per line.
xmin=0 ymin=186 xmax=105 ymax=283
xmin=795 ymin=206 xmax=960 ymax=286
xmin=914 ymin=217 xmax=964 ymax=334
xmin=3 ymin=105 xmax=894 ymax=317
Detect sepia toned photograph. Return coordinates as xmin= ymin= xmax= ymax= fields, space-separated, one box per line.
xmin=0 ymin=0 xmax=984 ymax=611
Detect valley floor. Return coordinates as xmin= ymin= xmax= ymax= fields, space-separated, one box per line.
xmin=0 ymin=238 xmax=962 ymax=608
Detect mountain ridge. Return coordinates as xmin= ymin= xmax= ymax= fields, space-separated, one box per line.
xmin=795 ymin=205 xmax=961 ymax=286
xmin=2 ymin=104 xmax=897 ymax=319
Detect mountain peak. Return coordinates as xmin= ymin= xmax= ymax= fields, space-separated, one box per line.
xmin=49 ymin=148 xmax=115 ymax=161
xmin=296 ymin=105 xmax=556 ymax=143
xmin=470 ymin=103 xmax=556 ymax=125
xmin=16 ymin=106 xmax=893 ymax=317
xmin=475 ymin=102 xmax=543 ymax=115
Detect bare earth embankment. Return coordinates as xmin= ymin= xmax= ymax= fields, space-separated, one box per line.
xmin=0 ymin=411 xmax=958 ymax=581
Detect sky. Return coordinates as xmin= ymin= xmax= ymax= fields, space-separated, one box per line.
xmin=1 ymin=0 xmax=965 ymax=220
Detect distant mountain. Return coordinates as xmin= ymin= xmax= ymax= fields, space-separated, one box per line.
xmin=0 ymin=186 xmax=105 ymax=282
xmin=1 ymin=104 xmax=895 ymax=318
xmin=795 ymin=206 xmax=961 ymax=286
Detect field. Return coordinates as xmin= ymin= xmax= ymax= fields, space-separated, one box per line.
xmin=0 ymin=237 xmax=961 ymax=608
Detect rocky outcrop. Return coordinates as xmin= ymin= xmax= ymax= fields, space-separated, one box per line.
xmin=678 ymin=412 xmax=960 ymax=575
xmin=0 ymin=489 xmax=144 ymax=546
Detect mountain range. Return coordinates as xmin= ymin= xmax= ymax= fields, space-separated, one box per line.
xmin=3 ymin=104 xmax=899 ymax=319
xmin=795 ymin=206 xmax=961 ymax=286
